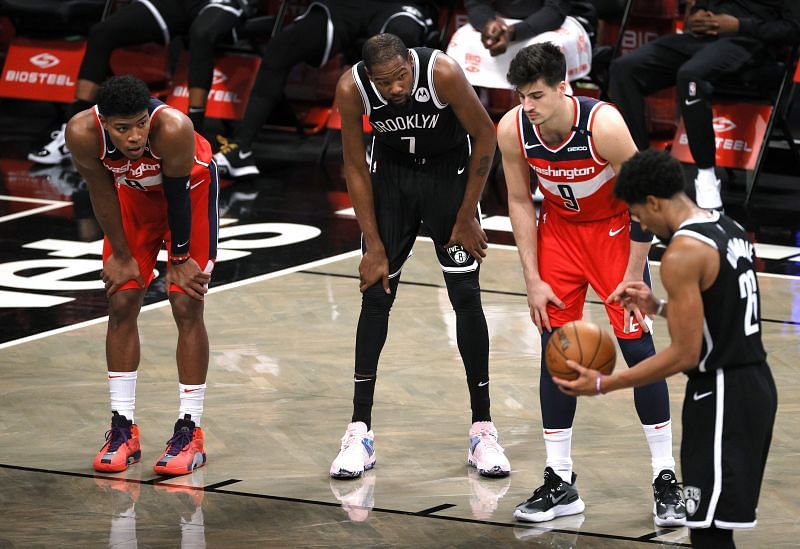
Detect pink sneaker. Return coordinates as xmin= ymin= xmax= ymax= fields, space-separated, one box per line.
xmin=330 ymin=422 xmax=375 ymax=479
xmin=468 ymin=421 xmax=511 ymax=477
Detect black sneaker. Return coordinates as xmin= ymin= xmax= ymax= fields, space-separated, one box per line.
xmin=213 ymin=135 xmax=259 ymax=178
xmin=653 ymin=469 xmax=687 ymax=527
xmin=513 ymin=467 xmax=585 ymax=523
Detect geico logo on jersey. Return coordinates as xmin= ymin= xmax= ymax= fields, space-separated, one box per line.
xmin=712 ymin=117 xmax=736 ymax=133
xmin=446 ymin=244 xmax=470 ymax=264
xmin=532 ymin=164 xmax=595 ymax=179
xmin=212 ymin=69 xmax=227 ymax=85
xmin=29 ymin=53 xmax=60 ymax=69
xmin=371 ymin=113 xmax=439 ymax=133
xmin=567 ymin=146 xmax=588 ymax=152
xmin=414 ymin=87 xmax=430 ymax=103
xmin=4 ymin=70 xmax=75 ymax=86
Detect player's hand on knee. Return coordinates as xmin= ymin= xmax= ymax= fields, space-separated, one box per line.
xmin=167 ymin=258 xmax=210 ymax=301
xmin=527 ymin=280 xmax=565 ymax=334
xmin=448 ymin=217 xmax=488 ymax=263
xmin=101 ymin=254 xmax=144 ymax=297
xmin=358 ymin=250 xmax=390 ymax=294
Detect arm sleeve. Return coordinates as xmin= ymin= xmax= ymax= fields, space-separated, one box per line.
xmin=510 ymin=0 xmax=570 ymax=42
xmin=162 ymin=174 xmax=192 ymax=256
xmin=465 ymin=0 xmax=497 ymax=31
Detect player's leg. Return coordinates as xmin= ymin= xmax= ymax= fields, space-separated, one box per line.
xmin=515 ymin=208 xmax=587 ymax=522
xmin=590 ymin=212 xmax=684 ymax=525
xmin=421 ymin=144 xmax=509 ymax=478
xmin=214 ymin=3 xmax=331 ymax=177
xmin=154 ymin=160 xmax=219 ymax=476
xmin=331 ymin=149 xmax=416 ymax=479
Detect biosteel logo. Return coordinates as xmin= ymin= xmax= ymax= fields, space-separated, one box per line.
xmin=212 ymin=69 xmax=227 ymax=85
xmin=712 ymin=117 xmax=736 ymax=133
xmin=29 ymin=53 xmax=60 ymax=69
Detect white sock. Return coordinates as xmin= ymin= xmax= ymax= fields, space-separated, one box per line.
xmin=179 ymin=383 xmax=206 ymax=425
xmin=108 ymin=371 xmax=137 ymax=423
xmin=694 ymin=167 xmax=722 ymax=208
xmin=642 ymin=421 xmax=676 ymax=480
xmin=544 ymin=428 xmax=573 ymax=483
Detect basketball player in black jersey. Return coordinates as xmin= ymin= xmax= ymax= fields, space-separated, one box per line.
xmin=329 ymin=33 xmax=511 ymax=480
xmin=556 ymin=150 xmax=777 ymax=549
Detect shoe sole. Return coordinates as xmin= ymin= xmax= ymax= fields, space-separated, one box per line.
xmin=467 ymin=455 xmax=511 ymax=478
xmin=153 ymin=452 xmax=207 ymax=476
xmin=215 ymin=160 xmax=260 ymax=178
xmin=330 ymin=460 xmax=375 ymax=480
xmin=94 ymin=450 xmax=141 ymax=473
xmin=514 ymin=498 xmax=585 ymax=523
xmin=27 ymin=153 xmax=71 ymax=165
xmin=653 ymin=503 xmax=687 ymax=527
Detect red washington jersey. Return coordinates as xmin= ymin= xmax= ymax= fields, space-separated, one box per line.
xmin=516 ymin=95 xmax=627 ymax=222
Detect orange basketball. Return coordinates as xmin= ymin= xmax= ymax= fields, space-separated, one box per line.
xmin=545 ymin=320 xmax=616 ymax=381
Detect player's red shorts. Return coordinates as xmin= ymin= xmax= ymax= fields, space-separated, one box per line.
xmin=102 ymin=160 xmax=219 ymax=294
xmin=537 ymin=205 xmax=649 ymax=339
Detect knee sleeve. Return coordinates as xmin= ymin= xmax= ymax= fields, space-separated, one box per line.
xmin=443 ymin=270 xmax=483 ymax=315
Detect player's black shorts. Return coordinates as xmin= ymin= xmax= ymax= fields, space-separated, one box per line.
xmin=297 ymin=1 xmax=433 ymax=65
xmin=366 ymin=139 xmax=478 ymax=278
xmin=681 ymin=363 xmax=777 ymax=530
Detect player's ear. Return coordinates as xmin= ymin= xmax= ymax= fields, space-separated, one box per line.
xmin=646 ymin=195 xmax=660 ymax=211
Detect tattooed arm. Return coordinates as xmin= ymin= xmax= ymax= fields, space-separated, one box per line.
xmin=434 ymin=52 xmax=496 ymax=262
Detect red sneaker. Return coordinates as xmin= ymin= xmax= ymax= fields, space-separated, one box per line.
xmin=93 ymin=412 xmax=141 ymax=473
xmin=153 ymin=415 xmax=206 ymax=476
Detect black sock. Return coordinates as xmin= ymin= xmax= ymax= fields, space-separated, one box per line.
xmin=188 ymin=107 xmax=205 ymax=133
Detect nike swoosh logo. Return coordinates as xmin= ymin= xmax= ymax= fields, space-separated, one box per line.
xmin=238 ymin=150 xmax=253 ymax=160
xmin=684 ymin=98 xmax=702 ymax=106
xmin=551 ymin=492 xmax=567 ymax=505
xmin=190 ymin=181 xmax=203 ymax=190
xmin=354 ymin=378 xmax=372 ymax=383
xmin=655 ymin=422 xmax=671 ymax=430
xmin=693 ymin=391 xmax=713 ymax=401
xmin=609 ymin=226 xmax=625 ymax=237
xmin=373 ymin=103 xmax=386 ymax=110
xmin=478 ymin=380 xmax=489 ymax=387
xmin=183 ymin=388 xmax=202 ymax=393
xmin=176 ymin=240 xmax=189 ymax=248
xmin=543 ymin=429 xmax=564 ymax=434
xmin=524 ymin=142 xmax=542 ymax=149
xmin=108 ymin=375 xmax=126 ymax=379
xmin=457 ymin=166 xmax=466 ymax=174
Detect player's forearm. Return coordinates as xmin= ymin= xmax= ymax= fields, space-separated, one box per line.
xmin=344 ymin=166 xmax=383 ymax=250
xmin=87 ymin=181 xmax=131 ymax=259
xmin=508 ymin=197 xmax=541 ymax=284
xmin=457 ymin=139 xmax=495 ymax=219
xmin=624 ymin=240 xmax=651 ymax=280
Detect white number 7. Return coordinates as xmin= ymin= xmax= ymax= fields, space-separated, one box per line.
xmin=401 ymin=136 xmax=416 ymax=154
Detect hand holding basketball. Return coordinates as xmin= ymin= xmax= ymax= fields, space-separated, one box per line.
xmin=545 ymin=320 xmax=616 ymax=381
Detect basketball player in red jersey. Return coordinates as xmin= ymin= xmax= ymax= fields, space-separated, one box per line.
xmin=66 ymin=75 xmax=219 ymax=476
xmin=497 ymin=43 xmax=686 ymax=525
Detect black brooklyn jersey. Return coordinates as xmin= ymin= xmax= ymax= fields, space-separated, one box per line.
xmin=675 ymin=211 xmax=767 ymax=375
xmin=351 ymin=47 xmax=466 ymax=157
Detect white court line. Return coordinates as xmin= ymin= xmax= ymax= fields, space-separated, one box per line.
xmin=0 ymin=249 xmax=361 ymax=350
xmin=0 ymin=195 xmax=72 ymax=224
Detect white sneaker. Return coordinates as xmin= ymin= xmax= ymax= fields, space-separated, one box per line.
xmin=694 ymin=176 xmax=722 ymax=210
xmin=28 ymin=124 xmax=70 ymax=164
xmin=330 ymin=421 xmax=375 ymax=479
xmin=467 ymin=421 xmax=511 ymax=477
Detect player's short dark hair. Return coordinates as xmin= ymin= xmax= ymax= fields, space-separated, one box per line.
xmin=614 ymin=149 xmax=686 ymax=205
xmin=507 ymin=42 xmax=566 ymax=88
xmin=97 ymin=75 xmax=151 ymax=118
xmin=362 ymin=33 xmax=408 ymax=73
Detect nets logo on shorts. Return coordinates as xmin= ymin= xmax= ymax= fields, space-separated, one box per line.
xmin=446 ymin=244 xmax=470 ymax=265
xmin=684 ymin=486 xmax=701 ymax=516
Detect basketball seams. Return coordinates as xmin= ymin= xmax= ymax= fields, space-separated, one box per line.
xmin=585 ymin=322 xmax=602 ymax=370
xmin=546 ymin=320 xmax=616 ymax=380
